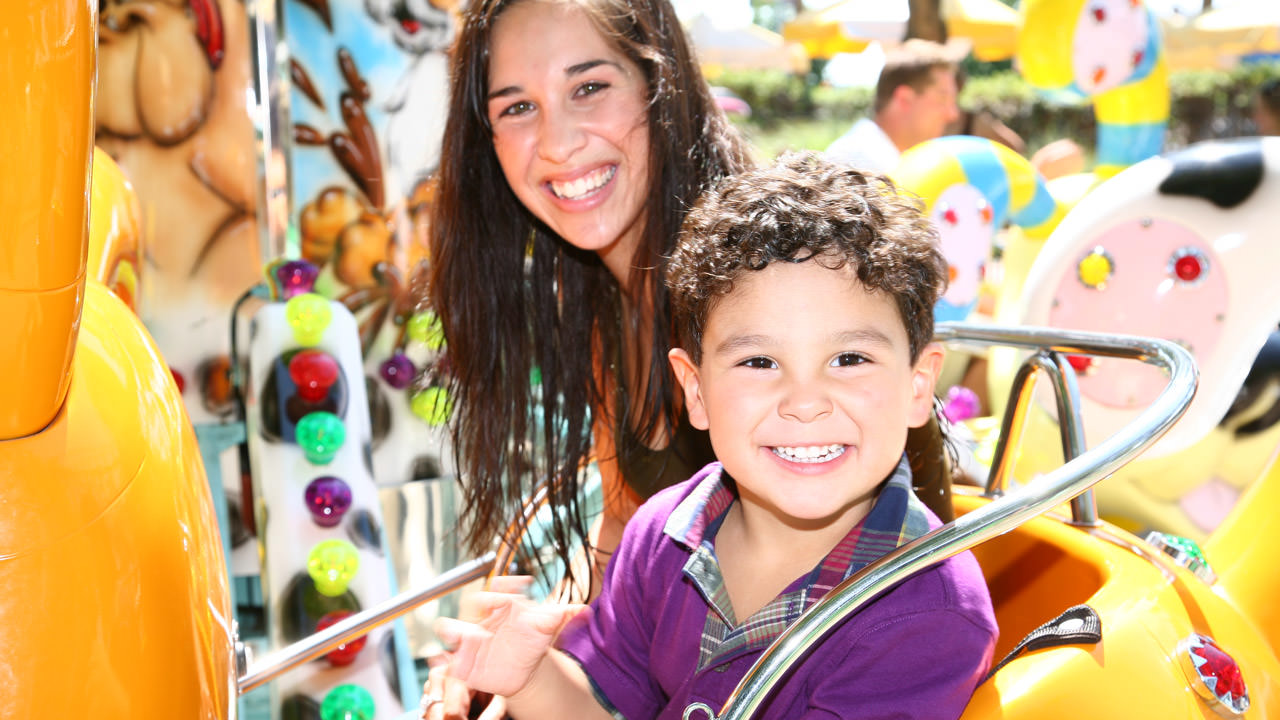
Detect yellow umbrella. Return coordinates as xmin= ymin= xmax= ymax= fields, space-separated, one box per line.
xmin=783 ymin=0 xmax=903 ymax=59
xmin=783 ymin=0 xmax=1018 ymax=61
xmin=1161 ymin=4 xmax=1280 ymax=70
xmin=943 ymin=0 xmax=1018 ymax=62
xmin=685 ymin=14 xmax=810 ymax=74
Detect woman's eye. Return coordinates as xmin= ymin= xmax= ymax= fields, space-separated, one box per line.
xmin=832 ymin=353 xmax=869 ymax=368
xmin=741 ymin=356 xmax=775 ymax=370
xmin=576 ymin=81 xmax=609 ymax=97
xmin=497 ymin=100 xmax=534 ymax=118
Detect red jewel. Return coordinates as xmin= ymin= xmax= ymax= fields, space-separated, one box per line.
xmin=290 ymin=350 xmax=341 ymax=404
xmin=1191 ymin=640 xmax=1247 ymax=701
xmin=979 ymin=203 xmax=993 ymax=225
xmin=1174 ymin=254 xmax=1202 ymax=282
xmin=1133 ymin=49 xmax=1144 ymax=68
xmin=1093 ymin=6 xmax=1106 ymax=22
xmin=316 ymin=610 xmax=368 ymax=667
xmin=170 ymin=367 xmax=186 ymax=395
xmin=401 ymin=18 xmax=421 ymax=34
xmin=942 ymin=207 xmax=959 ymax=226
xmin=1068 ymin=355 xmax=1094 ymax=374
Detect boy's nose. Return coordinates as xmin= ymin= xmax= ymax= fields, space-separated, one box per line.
xmin=778 ymin=384 xmax=833 ymax=423
xmin=536 ymin=108 xmax=587 ymax=164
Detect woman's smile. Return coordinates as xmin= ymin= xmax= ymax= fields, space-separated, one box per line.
xmin=547 ymin=164 xmax=617 ymax=202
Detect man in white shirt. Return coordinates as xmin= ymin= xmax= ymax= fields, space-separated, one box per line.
xmin=826 ymin=39 xmax=961 ymax=174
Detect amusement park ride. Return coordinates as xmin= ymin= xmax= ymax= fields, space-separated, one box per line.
xmin=3 ymin=0 xmax=1280 ymax=719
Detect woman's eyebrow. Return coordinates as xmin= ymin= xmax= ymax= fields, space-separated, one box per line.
xmin=488 ymin=59 xmax=621 ymax=102
xmin=566 ymin=58 xmax=619 ymax=76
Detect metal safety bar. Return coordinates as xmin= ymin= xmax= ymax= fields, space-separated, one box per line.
xmin=984 ymin=348 xmax=1096 ymax=525
xmin=236 ymin=463 xmax=567 ymax=693
xmin=236 ymin=552 xmax=495 ymax=694
xmin=710 ymin=323 xmax=1198 ymax=720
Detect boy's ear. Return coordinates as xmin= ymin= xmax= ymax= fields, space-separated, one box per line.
xmin=907 ymin=342 xmax=945 ymax=428
xmin=668 ymin=348 xmax=710 ymax=431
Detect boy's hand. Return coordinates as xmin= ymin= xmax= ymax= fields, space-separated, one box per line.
xmin=433 ymin=586 xmax=587 ymax=699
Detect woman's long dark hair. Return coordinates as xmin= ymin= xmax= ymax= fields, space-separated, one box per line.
xmin=426 ymin=0 xmax=752 ymax=575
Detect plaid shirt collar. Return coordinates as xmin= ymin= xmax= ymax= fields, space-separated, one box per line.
xmin=663 ymin=455 xmax=931 ymax=670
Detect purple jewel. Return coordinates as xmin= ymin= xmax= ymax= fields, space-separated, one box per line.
xmin=379 ymin=352 xmax=416 ymax=390
xmin=304 ymin=476 xmax=353 ymax=528
xmin=942 ymin=385 xmax=981 ymax=424
xmin=277 ymin=260 xmax=319 ymax=298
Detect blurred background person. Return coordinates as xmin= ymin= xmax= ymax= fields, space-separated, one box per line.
xmin=825 ymin=39 xmax=962 ymax=173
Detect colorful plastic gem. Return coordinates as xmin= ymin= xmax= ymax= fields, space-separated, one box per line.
xmin=289 ymin=350 xmax=341 ymax=403
xmin=1146 ymin=531 xmax=1216 ymax=583
xmin=379 ymin=352 xmax=416 ymax=390
xmin=315 ymin=610 xmax=367 ymax=666
xmin=1077 ymin=247 xmax=1114 ymax=289
xmin=942 ymin=385 xmax=980 ymax=424
xmin=307 ymin=539 xmax=360 ymax=597
xmin=296 ymin=411 xmax=346 ymax=464
xmin=1170 ymin=246 xmax=1209 ymax=285
xmin=407 ymin=310 xmax=446 ymax=350
xmin=305 ymin=476 xmax=353 ymax=528
xmin=410 ymin=387 xmax=453 ymax=426
xmin=1067 ymin=355 xmax=1095 ymax=375
xmin=170 ymin=367 xmax=186 ymax=395
xmin=285 ymin=293 xmax=333 ymax=346
xmin=319 ymin=683 xmax=375 ymax=720
xmin=276 ymin=259 xmax=319 ymax=298
xmin=1180 ymin=634 xmax=1249 ymax=715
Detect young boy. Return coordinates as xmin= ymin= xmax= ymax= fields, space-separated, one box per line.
xmin=429 ymin=152 xmax=998 ymax=719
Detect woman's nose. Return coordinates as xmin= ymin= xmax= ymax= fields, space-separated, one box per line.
xmin=536 ymin=107 xmax=587 ymax=164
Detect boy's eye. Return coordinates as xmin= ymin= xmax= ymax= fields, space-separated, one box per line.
xmin=832 ymin=352 xmax=869 ymax=368
xmin=741 ymin=356 xmax=776 ymax=370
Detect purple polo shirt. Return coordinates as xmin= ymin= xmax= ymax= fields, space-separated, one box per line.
xmin=558 ymin=459 xmax=998 ymax=719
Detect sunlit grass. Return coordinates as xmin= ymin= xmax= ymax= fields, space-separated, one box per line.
xmin=731 ymin=115 xmax=852 ymax=163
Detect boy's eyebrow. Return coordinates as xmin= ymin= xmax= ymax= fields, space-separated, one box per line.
xmin=712 ymin=328 xmax=897 ymax=356
xmin=488 ymin=59 xmax=620 ymax=101
xmin=713 ymin=333 xmax=773 ymax=356
xmin=834 ymin=328 xmax=895 ymax=347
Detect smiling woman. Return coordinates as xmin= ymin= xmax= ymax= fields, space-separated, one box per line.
xmin=485 ymin=1 xmax=653 ymax=277
xmin=422 ymin=0 xmax=753 ymax=595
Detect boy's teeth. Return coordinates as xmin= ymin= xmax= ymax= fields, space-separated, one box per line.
xmin=772 ymin=444 xmax=845 ymax=463
xmin=551 ymin=166 xmax=615 ymax=200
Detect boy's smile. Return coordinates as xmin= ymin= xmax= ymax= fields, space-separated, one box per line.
xmin=670 ymin=259 xmax=942 ymax=533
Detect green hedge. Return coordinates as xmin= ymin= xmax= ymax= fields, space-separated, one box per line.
xmin=715 ymin=62 xmax=1280 ymax=156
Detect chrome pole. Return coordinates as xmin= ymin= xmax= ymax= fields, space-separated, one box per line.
xmin=237 ymin=552 xmax=496 ymax=694
xmin=712 ymin=324 xmax=1197 ymax=720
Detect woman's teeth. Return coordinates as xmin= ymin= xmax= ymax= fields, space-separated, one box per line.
xmin=772 ymin=444 xmax=845 ymax=464
xmin=550 ymin=166 xmax=615 ymax=200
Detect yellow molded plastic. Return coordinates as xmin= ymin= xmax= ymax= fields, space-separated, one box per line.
xmin=0 ymin=0 xmax=93 ymax=439
xmin=1 ymin=282 xmax=235 ymax=718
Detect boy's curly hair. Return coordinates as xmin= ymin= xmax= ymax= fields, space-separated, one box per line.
xmin=666 ymin=151 xmax=947 ymax=364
